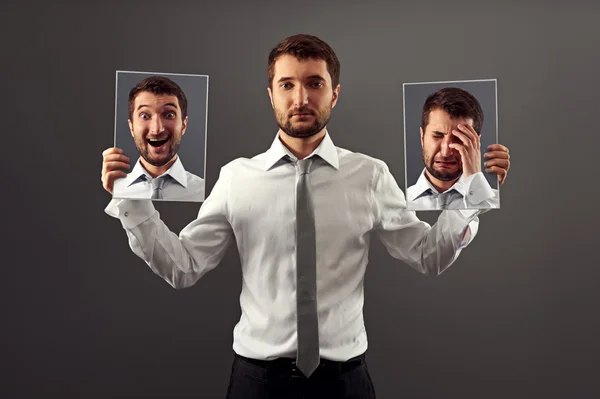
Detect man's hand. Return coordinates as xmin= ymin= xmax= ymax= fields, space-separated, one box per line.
xmin=450 ymin=124 xmax=481 ymax=178
xmin=484 ymin=144 xmax=510 ymax=185
xmin=102 ymin=147 xmax=130 ymax=194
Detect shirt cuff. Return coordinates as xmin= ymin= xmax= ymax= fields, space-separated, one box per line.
xmin=104 ymin=198 xmax=156 ymax=229
xmin=457 ymin=172 xmax=495 ymax=205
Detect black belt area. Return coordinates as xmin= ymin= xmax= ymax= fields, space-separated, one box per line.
xmin=236 ymin=353 xmax=366 ymax=378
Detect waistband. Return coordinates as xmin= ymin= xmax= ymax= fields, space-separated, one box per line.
xmin=235 ymin=353 xmax=366 ymax=378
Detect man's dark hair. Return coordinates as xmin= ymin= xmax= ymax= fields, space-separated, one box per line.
xmin=421 ymin=87 xmax=484 ymax=134
xmin=267 ymin=34 xmax=340 ymax=90
xmin=128 ymin=76 xmax=188 ymax=121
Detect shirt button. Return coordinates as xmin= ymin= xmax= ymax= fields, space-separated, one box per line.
xmin=469 ymin=191 xmax=474 ymax=195
xmin=124 ymin=212 xmax=129 ymax=217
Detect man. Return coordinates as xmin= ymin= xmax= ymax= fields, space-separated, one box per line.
xmin=112 ymin=75 xmax=205 ymax=202
xmin=101 ymin=34 xmax=510 ymax=398
xmin=406 ymin=87 xmax=503 ymax=211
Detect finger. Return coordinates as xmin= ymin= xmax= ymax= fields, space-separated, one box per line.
xmin=457 ymin=123 xmax=479 ymax=138
xmin=483 ymin=151 xmax=510 ymax=160
xmin=102 ymin=147 xmax=124 ymax=157
xmin=484 ymin=159 xmax=510 ymax=169
xmin=487 ymin=143 xmax=509 ymax=153
xmin=103 ymin=160 xmax=130 ymax=170
xmin=104 ymin=153 xmax=130 ymax=163
xmin=103 ymin=170 xmax=127 ymax=182
xmin=452 ymin=129 xmax=472 ymax=149
xmin=102 ymin=161 xmax=130 ymax=174
xmin=448 ymin=143 xmax=466 ymax=158
xmin=457 ymin=124 xmax=480 ymax=148
xmin=485 ymin=166 xmax=507 ymax=184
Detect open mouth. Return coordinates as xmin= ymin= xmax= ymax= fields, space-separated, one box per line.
xmin=435 ymin=161 xmax=458 ymax=167
xmin=147 ymin=138 xmax=169 ymax=148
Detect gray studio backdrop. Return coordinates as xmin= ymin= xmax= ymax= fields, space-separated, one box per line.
xmin=3 ymin=2 xmax=600 ymax=399
xmin=404 ymin=79 xmax=498 ymax=190
xmin=114 ymin=71 xmax=208 ymax=179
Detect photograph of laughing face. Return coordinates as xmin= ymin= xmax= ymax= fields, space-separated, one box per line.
xmin=111 ymin=71 xmax=208 ymax=202
xmin=403 ymin=79 xmax=500 ymax=211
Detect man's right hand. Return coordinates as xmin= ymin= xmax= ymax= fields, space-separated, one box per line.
xmin=102 ymin=147 xmax=130 ymax=194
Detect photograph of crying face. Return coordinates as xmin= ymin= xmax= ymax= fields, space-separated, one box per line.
xmin=112 ymin=70 xmax=208 ymax=202
xmin=403 ymin=79 xmax=500 ymax=211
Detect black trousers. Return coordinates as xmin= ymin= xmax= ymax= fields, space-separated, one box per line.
xmin=225 ymin=353 xmax=377 ymax=399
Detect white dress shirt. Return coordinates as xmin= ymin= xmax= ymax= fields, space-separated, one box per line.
xmin=112 ymin=156 xmax=205 ymax=202
xmin=105 ymin=131 xmax=485 ymax=362
xmin=406 ymin=168 xmax=499 ymax=211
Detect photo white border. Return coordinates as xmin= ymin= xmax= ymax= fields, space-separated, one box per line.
xmin=402 ymin=78 xmax=499 ymax=210
xmin=113 ymin=70 xmax=210 ymax=199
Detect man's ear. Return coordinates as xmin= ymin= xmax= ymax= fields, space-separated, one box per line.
xmin=420 ymin=127 xmax=425 ymax=147
xmin=128 ymin=119 xmax=134 ymax=137
xmin=267 ymin=87 xmax=274 ymax=109
xmin=181 ymin=116 xmax=188 ymax=136
xmin=331 ymin=84 xmax=340 ymax=108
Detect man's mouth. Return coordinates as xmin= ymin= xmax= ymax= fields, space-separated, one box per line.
xmin=434 ymin=160 xmax=458 ymax=167
xmin=147 ymin=137 xmax=169 ymax=148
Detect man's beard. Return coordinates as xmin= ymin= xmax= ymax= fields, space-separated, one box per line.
xmin=134 ymin=132 xmax=182 ymax=167
xmin=423 ymin=153 xmax=462 ymax=181
xmin=275 ymin=105 xmax=331 ymax=138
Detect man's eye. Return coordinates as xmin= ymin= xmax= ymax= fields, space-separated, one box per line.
xmin=166 ymin=112 xmax=176 ymax=118
xmin=312 ymin=82 xmax=324 ymax=88
xmin=140 ymin=113 xmax=150 ymax=119
xmin=281 ymin=83 xmax=292 ymax=89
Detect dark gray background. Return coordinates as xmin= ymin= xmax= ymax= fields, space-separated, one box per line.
xmin=115 ymin=71 xmax=208 ymax=179
xmin=3 ymin=1 xmax=599 ymax=399
xmin=404 ymin=80 xmax=498 ymax=190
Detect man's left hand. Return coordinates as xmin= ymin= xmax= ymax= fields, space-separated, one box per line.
xmin=450 ymin=124 xmax=481 ymax=178
xmin=484 ymin=144 xmax=511 ymax=184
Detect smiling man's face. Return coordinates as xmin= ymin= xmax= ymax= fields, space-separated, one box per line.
xmin=128 ymin=91 xmax=187 ymax=167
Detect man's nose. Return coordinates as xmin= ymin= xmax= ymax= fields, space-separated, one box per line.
xmin=293 ymin=86 xmax=308 ymax=108
xmin=150 ymin=116 xmax=164 ymax=134
xmin=440 ymin=136 xmax=455 ymax=157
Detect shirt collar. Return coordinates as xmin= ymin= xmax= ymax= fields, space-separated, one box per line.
xmin=262 ymin=130 xmax=340 ymax=171
xmin=408 ymin=168 xmax=468 ymax=201
xmin=123 ymin=156 xmax=189 ymax=188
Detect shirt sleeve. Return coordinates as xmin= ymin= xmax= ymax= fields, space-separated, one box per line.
xmin=104 ymin=166 xmax=235 ymax=289
xmin=372 ymin=163 xmax=484 ymax=276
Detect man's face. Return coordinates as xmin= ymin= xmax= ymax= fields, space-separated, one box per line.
xmin=267 ymin=54 xmax=339 ymax=138
xmin=420 ymin=108 xmax=474 ymax=182
xmin=128 ymin=91 xmax=187 ymax=167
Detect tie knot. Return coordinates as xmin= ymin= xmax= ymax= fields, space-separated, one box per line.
xmin=296 ymin=158 xmax=313 ymax=175
xmin=152 ymin=175 xmax=167 ymax=189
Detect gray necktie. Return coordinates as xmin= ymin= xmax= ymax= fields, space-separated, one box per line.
xmin=151 ymin=176 xmax=167 ymax=200
xmin=439 ymin=189 xmax=457 ymax=209
xmin=439 ymin=191 xmax=449 ymax=209
xmin=294 ymin=158 xmax=319 ymax=378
